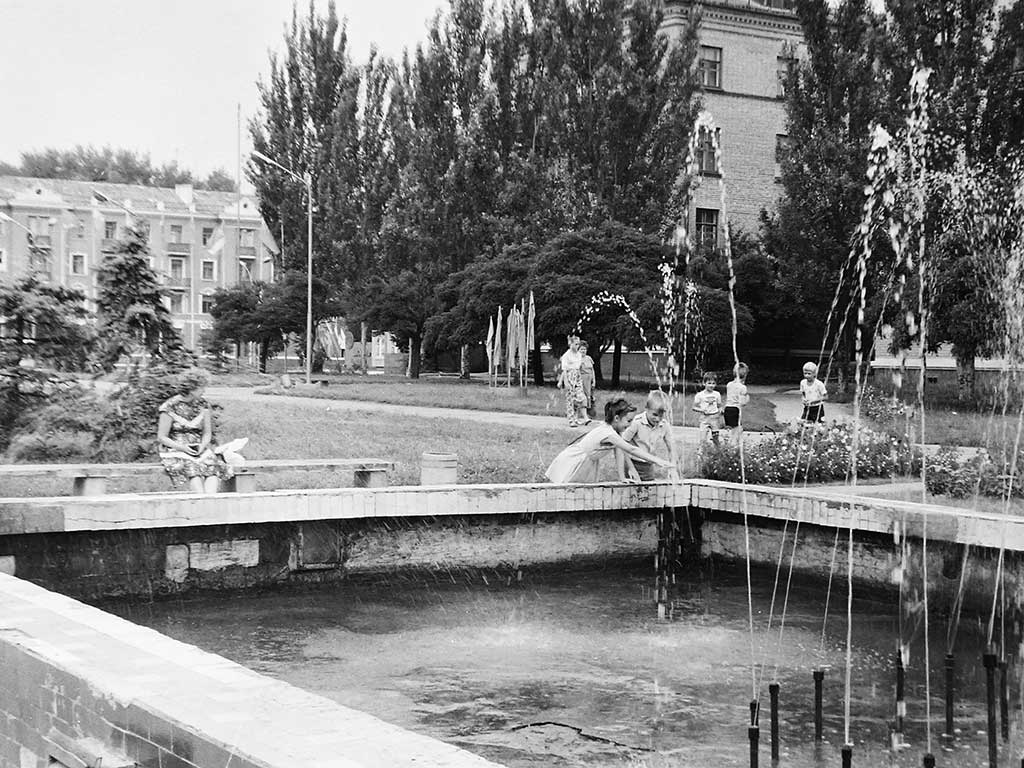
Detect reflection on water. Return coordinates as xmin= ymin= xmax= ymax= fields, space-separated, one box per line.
xmin=109 ymin=564 xmax=1021 ymax=767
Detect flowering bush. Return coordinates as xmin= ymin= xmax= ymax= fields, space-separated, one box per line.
xmin=859 ymin=385 xmax=909 ymax=425
xmin=699 ymin=421 xmax=921 ymax=484
xmin=925 ymin=446 xmax=1024 ymax=499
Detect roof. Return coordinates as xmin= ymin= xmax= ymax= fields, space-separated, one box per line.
xmin=0 ymin=175 xmax=260 ymax=219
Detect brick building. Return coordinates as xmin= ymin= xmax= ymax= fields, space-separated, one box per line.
xmin=662 ymin=0 xmax=804 ymax=241
xmin=0 ymin=176 xmax=277 ymax=350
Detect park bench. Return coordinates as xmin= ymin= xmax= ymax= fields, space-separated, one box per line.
xmin=0 ymin=458 xmax=394 ymax=496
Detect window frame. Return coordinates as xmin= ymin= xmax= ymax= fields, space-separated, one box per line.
xmin=239 ymin=228 xmax=256 ymax=248
xmin=201 ymin=227 xmax=214 ymax=246
xmin=168 ymin=223 xmax=184 ymax=243
xmin=201 ymin=259 xmax=217 ymax=281
xmin=169 ymin=294 xmax=185 ymax=314
xmin=699 ymin=46 xmax=723 ymax=90
xmin=695 ymin=208 xmax=720 ymax=249
xmin=104 ymin=221 xmax=117 ymax=240
xmin=69 ymin=252 xmax=87 ymax=276
xmin=696 ymin=127 xmax=719 ymax=176
xmin=201 ymin=294 xmax=215 ymax=314
xmin=169 ymin=257 xmax=186 ymax=280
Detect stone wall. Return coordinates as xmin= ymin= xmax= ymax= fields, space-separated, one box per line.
xmin=0 ymin=573 xmax=498 ymax=768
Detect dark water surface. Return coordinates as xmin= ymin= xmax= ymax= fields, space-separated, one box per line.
xmin=109 ymin=565 xmax=1021 ymax=767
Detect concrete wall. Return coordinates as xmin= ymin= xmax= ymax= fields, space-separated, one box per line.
xmin=0 ymin=573 xmax=499 ymax=768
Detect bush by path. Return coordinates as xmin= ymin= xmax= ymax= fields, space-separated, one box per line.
xmin=700 ymin=421 xmax=921 ymax=485
xmin=925 ymin=446 xmax=1024 ymax=500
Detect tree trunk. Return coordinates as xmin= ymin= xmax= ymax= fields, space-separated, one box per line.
xmin=258 ymin=341 xmax=269 ymax=374
xmin=955 ymin=353 xmax=976 ymax=402
xmin=460 ymin=344 xmax=471 ymax=379
xmin=611 ymin=337 xmax=622 ymax=388
xmin=532 ymin=337 xmax=545 ymax=386
xmin=407 ymin=334 xmax=422 ymax=379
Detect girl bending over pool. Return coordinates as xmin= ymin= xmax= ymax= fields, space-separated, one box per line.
xmin=545 ymin=398 xmax=675 ymax=484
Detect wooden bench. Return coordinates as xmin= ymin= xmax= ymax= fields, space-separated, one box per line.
xmin=0 ymin=458 xmax=394 ymax=496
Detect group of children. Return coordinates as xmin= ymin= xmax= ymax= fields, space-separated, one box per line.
xmin=545 ymin=360 xmax=830 ymax=484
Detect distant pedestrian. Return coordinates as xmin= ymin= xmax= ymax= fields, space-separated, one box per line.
xmin=800 ymin=361 xmax=828 ymax=423
xmin=579 ymin=340 xmax=596 ymax=421
xmin=545 ymin=397 xmax=675 ymax=483
xmin=692 ymin=372 xmax=722 ymax=444
xmin=622 ymin=390 xmax=679 ymax=481
xmin=556 ymin=336 xmax=588 ymax=427
xmin=724 ymin=362 xmax=750 ymax=444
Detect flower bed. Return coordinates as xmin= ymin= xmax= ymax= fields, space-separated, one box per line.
xmin=700 ymin=421 xmax=920 ymax=484
xmin=925 ymin=446 xmax=1024 ymax=499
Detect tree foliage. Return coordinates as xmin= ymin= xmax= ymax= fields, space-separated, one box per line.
xmin=94 ymin=224 xmax=184 ymax=370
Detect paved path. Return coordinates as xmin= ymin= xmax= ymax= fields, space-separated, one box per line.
xmin=745 ymin=385 xmax=856 ymax=426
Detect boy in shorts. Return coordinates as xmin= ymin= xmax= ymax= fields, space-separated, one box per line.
xmin=693 ymin=372 xmax=723 ymax=444
xmin=724 ymin=362 xmax=749 ymax=443
xmin=800 ymin=362 xmax=828 ymax=422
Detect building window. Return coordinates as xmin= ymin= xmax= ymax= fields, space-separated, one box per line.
xmin=699 ymin=46 xmax=722 ymax=89
xmin=777 ymin=56 xmax=796 ymax=98
xmin=201 ymin=295 xmax=215 ymax=314
xmin=202 ymin=227 xmax=214 ymax=246
xmin=762 ymin=0 xmax=795 ymax=9
xmin=239 ymin=228 xmax=256 ymax=248
xmin=697 ymin=127 xmax=718 ymax=175
xmin=169 ymin=294 xmax=185 ymax=314
xmin=169 ymin=224 xmax=184 ymax=242
xmin=695 ymin=208 xmax=719 ymax=248
xmin=70 ymin=253 xmax=86 ymax=276
xmin=170 ymin=258 xmax=186 ymax=280
xmin=201 ymin=260 xmax=216 ymax=281
xmin=238 ymin=258 xmax=256 ymax=282
xmin=104 ymin=221 xmax=117 ymax=239
xmin=775 ymin=134 xmax=791 ymax=166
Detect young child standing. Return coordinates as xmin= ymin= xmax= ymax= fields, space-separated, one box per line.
xmin=800 ymin=361 xmax=828 ymax=422
xmin=693 ymin=372 xmax=723 ymax=444
xmin=545 ymin=398 xmax=674 ymax=484
xmin=724 ymin=362 xmax=750 ymax=444
xmin=622 ymin=390 xmax=679 ymax=481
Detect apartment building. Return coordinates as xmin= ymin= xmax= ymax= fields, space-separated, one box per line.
xmin=0 ymin=176 xmax=277 ymax=349
xmin=662 ymin=0 xmax=804 ymax=242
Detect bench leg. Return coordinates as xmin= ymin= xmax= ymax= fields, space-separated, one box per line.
xmin=73 ymin=476 xmax=107 ymax=496
xmin=227 ymin=474 xmax=257 ymax=493
xmin=354 ymin=469 xmax=388 ymax=488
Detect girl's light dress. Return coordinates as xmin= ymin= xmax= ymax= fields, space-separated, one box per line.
xmin=545 ymin=422 xmax=617 ymax=483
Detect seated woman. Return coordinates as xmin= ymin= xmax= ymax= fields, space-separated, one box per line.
xmin=545 ymin=397 xmax=675 ymax=484
xmin=157 ymin=369 xmax=232 ymax=494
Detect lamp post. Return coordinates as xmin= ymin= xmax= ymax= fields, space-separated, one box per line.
xmin=252 ymin=150 xmax=313 ymax=385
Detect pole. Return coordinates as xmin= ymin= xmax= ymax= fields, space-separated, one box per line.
xmin=944 ymin=653 xmax=954 ymax=740
xmin=896 ymin=648 xmax=906 ymax=739
xmin=749 ymin=700 xmax=759 ymax=768
xmin=999 ymin=659 xmax=1009 ymax=742
xmin=841 ymin=743 xmax=852 ymax=768
xmin=984 ymin=651 xmax=997 ymax=768
xmin=813 ymin=669 xmax=824 ymax=741
xmin=922 ymin=754 xmax=935 ymax=768
xmin=769 ymin=682 xmax=780 ymax=762
xmin=305 ymin=175 xmax=313 ymax=386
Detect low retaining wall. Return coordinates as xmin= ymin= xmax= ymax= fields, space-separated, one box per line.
xmin=0 ymin=573 xmax=498 ymax=768
xmin=2 ymin=480 xmax=1024 ymax=605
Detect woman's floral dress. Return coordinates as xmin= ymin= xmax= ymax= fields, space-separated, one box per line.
xmin=158 ymin=396 xmax=233 ymax=487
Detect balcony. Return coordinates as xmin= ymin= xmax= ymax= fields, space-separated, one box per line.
xmin=164 ymin=276 xmax=192 ymax=291
xmin=237 ymin=245 xmax=256 ymax=256
xmin=166 ymin=241 xmax=192 ymax=255
xmin=30 ymin=234 xmax=52 ymax=249
xmin=100 ymin=238 xmax=118 ymax=253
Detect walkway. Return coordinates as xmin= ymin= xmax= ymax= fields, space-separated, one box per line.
xmin=747 ymin=385 xmax=856 ymax=425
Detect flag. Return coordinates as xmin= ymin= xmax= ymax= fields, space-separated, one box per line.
xmin=494 ymin=306 xmax=503 ymax=382
xmin=485 ymin=315 xmax=494 ymax=384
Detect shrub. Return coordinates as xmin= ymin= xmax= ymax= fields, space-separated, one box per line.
xmin=700 ymin=421 xmax=920 ymax=484
xmin=5 ymin=387 xmax=107 ymax=462
xmin=924 ymin=446 xmax=1024 ymax=499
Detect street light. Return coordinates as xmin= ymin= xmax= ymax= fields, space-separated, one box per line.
xmin=252 ymin=149 xmax=313 ymax=385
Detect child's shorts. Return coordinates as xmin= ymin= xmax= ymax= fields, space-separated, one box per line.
xmin=723 ymin=406 xmax=740 ymax=428
xmin=632 ymin=460 xmax=656 ymax=481
xmin=700 ymin=415 xmax=723 ymax=432
xmin=802 ymin=403 xmax=824 ymax=422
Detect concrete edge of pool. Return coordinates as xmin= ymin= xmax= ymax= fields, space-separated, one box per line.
xmin=0 ymin=571 xmax=502 ymax=768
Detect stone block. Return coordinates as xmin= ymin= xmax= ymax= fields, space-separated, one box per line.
xmin=187 ymin=540 xmax=259 ymax=571
xmin=0 ymin=557 xmax=14 ymax=576
xmin=164 ymin=546 xmax=189 ymax=583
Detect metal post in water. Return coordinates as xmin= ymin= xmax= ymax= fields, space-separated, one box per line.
xmin=1000 ymin=659 xmax=1009 ymax=742
xmin=922 ymin=754 xmax=935 ymax=768
xmin=944 ymin=653 xmax=955 ymax=740
xmin=896 ymin=648 xmax=906 ymax=739
xmin=813 ymin=668 xmax=824 ymax=741
xmin=749 ymin=698 xmax=760 ymax=768
xmin=769 ymin=682 xmax=780 ymax=761
xmin=984 ymin=652 xmax=998 ymax=768
xmin=841 ymin=743 xmax=852 ymax=768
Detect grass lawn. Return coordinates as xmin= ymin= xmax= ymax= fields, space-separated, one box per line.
xmin=5 ymin=398 xmax=703 ymax=497
xmin=256 ymin=376 xmax=781 ymax=431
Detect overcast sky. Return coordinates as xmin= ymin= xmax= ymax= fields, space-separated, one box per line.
xmin=0 ymin=0 xmax=443 ymax=180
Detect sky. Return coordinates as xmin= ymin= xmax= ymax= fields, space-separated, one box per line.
xmin=0 ymin=0 xmax=444 ymax=181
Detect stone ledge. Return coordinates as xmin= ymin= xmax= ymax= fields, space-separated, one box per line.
xmin=0 ymin=572 xmax=500 ymax=768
